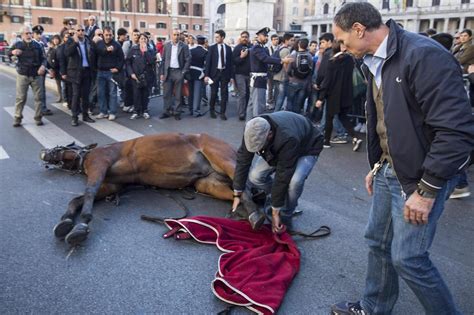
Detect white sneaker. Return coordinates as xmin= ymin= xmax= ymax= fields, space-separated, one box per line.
xmin=130 ymin=113 xmax=139 ymax=120
xmin=122 ymin=106 xmax=131 ymax=112
xmin=96 ymin=113 xmax=108 ymax=119
xmin=360 ymin=123 xmax=367 ymax=133
xmin=108 ymin=114 xmax=116 ymax=121
xmin=354 ymin=122 xmax=363 ymax=132
xmin=143 ymin=112 xmax=150 ymax=119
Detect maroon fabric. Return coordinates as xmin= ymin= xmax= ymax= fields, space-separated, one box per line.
xmin=164 ymin=216 xmax=300 ymax=314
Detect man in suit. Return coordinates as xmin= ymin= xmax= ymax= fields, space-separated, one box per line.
xmin=64 ymin=24 xmax=95 ymax=126
xmin=204 ymin=29 xmax=234 ymax=120
xmin=159 ymin=28 xmax=191 ymax=120
xmin=85 ymin=15 xmax=99 ymax=39
xmin=188 ymin=35 xmax=207 ymax=117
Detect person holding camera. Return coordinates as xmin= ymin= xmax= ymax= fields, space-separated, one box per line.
xmin=232 ymin=31 xmax=252 ymax=121
xmin=126 ymin=33 xmax=156 ymax=119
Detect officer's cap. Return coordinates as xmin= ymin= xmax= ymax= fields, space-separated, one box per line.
xmin=196 ymin=35 xmax=207 ymax=40
xmin=256 ymin=27 xmax=271 ymax=36
xmin=32 ymin=25 xmax=44 ymax=34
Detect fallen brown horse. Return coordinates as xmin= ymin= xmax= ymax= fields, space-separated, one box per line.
xmin=40 ymin=133 xmax=238 ymax=245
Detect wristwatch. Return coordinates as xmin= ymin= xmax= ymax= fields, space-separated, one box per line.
xmin=416 ymin=185 xmax=437 ymax=199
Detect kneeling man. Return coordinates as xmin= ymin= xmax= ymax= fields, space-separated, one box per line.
xmin=232 ymin=111 xmax=324 ymax=233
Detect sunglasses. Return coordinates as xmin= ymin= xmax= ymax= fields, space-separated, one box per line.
xmin=454 ymin=37 xmax=460 ymax=39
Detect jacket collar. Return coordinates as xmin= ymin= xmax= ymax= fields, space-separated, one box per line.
xmin=385 ymin=19 xmax=402 ymax=60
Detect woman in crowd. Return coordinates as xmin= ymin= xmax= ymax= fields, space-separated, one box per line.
xmin=126 ymin=33 xmax=156 ymax=119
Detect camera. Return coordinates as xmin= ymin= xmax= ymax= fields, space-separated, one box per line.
xmin=242 ymin=47 xmax=247 ymax=52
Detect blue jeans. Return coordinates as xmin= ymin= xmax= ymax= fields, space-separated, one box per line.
xmin=362 ymin=162 xmax=460 ymax=315
xmin=286 ymin=81 xmax=307 ymax=114
xmin=97 ymin=71 xmax=118 ymax=115
xmin=273 ymin=80 xmax=288 ymax=111
xmin=246 ymin=155 xmax=318 ymax=216
xmin=455 ymin=169 xmax=468 ymax=188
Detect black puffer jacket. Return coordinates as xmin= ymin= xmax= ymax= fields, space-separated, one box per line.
xmin=233 ymin=111 xmax=324 ymax=208
xmin=9 ymin=40 xmax=45 ymax=77
xmin=364 ymin=20 xmax=474 ymax=195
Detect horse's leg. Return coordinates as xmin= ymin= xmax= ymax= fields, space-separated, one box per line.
xmin=53 ymin=195 xmax=85 ymax=238
xmin=194 ymin=173 xmax=234 ymax=201
xmin=64 ymin=165 xmax=117 ymax=245
xmin=199 ymin=134 xmax=237 ymax=180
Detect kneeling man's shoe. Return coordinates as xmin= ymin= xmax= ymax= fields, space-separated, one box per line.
xmin=331 ymin=301 xmax=369 ymax=315
xmin=248 ymin=211 xmax=266 ymax=230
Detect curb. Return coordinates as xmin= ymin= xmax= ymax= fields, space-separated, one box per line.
xmin=0 ymin=63 xmax=59 ymax=93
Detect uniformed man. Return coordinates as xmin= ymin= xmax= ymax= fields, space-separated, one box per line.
xmin=246 ymin=27 xmax=291 ymax=121
xmin=32 ymin=25 xmax=53 ymax=116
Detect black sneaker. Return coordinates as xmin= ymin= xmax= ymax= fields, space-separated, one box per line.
xmin=331 ymin=301 xmax=369 ymax=315
xmin=13 ymin=117 xmax=21 ymax=127
xmin=35 ymin=120 xmax=44 ymax=126
xmin=41 ymin=109 xmax=53 ymax=116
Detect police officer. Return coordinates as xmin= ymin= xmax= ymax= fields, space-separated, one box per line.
xmin=188 ymin=35 xmax=207 ymax=117
xmin=247 ymin=27 xmax=291 ymax=121
xmin=32 ymin=25 xmax=53 ymax=116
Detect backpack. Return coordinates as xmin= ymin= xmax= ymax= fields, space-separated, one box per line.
xmin=292 ymin=52 xmax=313 ymax=79
xmin=268 ymin=47 xmax=283 ymax=74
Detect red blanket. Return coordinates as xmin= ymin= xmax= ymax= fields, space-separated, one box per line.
xmin=163 ymin=216 xmax=300 ymax=314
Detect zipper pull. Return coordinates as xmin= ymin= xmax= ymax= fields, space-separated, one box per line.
xmin=371 ymin=161 xmax=383 ymax=177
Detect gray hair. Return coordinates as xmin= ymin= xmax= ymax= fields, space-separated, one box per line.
xmin=20 ymin=26 xmax=32 ymax=34
xmin=334 ymin=2 xmax=383 ymax=32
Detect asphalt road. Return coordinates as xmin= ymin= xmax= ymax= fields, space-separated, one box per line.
xmin=0 ymin=66 xmax=473 ymax=314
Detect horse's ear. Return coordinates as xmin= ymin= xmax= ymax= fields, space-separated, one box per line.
xmin=67 ymin=142 xmax=76 ymax=147
xmin=85 ymin=143 xmax=98 ymax=150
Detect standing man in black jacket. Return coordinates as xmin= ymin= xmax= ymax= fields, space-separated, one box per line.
xmin=330 ymin=3 xmax=474 ymax=315
xmin=64 ymin=24 xmax=95 ymax=126
xmin=232 ymin=111 xmax=324 ymax=232
xmin=95 ymin=27 xmax=124 ymax=121
xmin=232 ymin=31 xmax=252 ymax=121
xmin=9 ymin=26 xmax=47 ymax=127
xmin=204 ymin=29 xmax=233 ymax=120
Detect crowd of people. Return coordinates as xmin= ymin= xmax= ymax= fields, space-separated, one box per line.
xmin=4 ymin=4 xmax=474 ymax=314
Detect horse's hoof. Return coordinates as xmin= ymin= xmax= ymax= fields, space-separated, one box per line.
xmin=53 ymin=218 xmax=74 ymax=238
xmin=65 ymin=223 xmax=90 ymax=246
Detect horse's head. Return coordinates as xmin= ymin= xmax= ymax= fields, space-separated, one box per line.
xmin=40 ymin=142 xmax=97 ymax=172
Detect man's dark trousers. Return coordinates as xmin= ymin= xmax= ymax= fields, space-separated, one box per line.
xmin=71 ymin=68 xmax=92 ymax=118
xmin=209 ymin=69 xmax=229 ymax=114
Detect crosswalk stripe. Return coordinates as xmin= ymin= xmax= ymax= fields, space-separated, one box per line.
xmin=0 ymin=145 xmax=10 ymax=160
xmin=4 ymin=106 xmax=83 ymax=148
xmin=49 ymin=103 xmax=144 ymax=141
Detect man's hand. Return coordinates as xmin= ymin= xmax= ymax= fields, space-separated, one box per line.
xmin=231 ymin=196 xmax=241 ymax=212
xmin=73 ymin=33 xmax=79 ymax=43
xmin=106 ymin=45 xmax=114 ymax=52
xmin=281 ymin=56 xmax=292 ymax=64
xmin=37 ymin=65 xmax=46 ymax=76
xmin=272 ymin=209 xmax=285 ymax=234
xmin=315 ymin=100 xmax=323 ymax=108
xmin=12 ymin=49 xmax=22 ymax=56
xmin=93 ymin=36 xmax=102 ymax=44
xmin=240 ymin=49 xmax=248 ymax=58
xmin=365 ymin=171 xmax=374 ymax=196
xmin=110 ymin=68 xmax=118 ymax=73
xmin=160 ymin=74 xmax=165 ymax=81
xmin=61 ymin=74 xmax=67 ymax=80
xmin=204 ymin=76 xmax=209 ymax=84
xmin=131 ymin=73 xmax=138 ymax=81
xmin=403 ymin=192 xmax=435 ymax=225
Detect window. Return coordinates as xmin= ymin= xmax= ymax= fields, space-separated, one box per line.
xmin=120 ymin=0 xmax=131 ymax=12
xmin=156 ymin=0 xmax=167 ymax=14
xmin=65 ymin=17 xmax=77 ymax=25
xmin=101 ymin=0 xmax=115 ymax=10
xmin=11 ymin=16 xmax=24 ymax=23
xmin=156 ymin=22 xmax=167 ymax=29
xmin=38 ymin=17 xmax=53 ymax=24
xmin=323 ymin=3 xmax=329 ymax=14
xmin=193 ymin=4 xmax=202 ymax=16
xmin=304 ymin=8 xmax=309 ymax=16
xmin=123 ymin=20 xmax=130 ymax=28
xmin=139 ymin=21 xmax=146 ymax=28
xmin=193 ymin=24 xmax=201 ymax=31
xmin=461 ymin=0 xmax=470 ymax=3
xmin=432 ymin=0 xmax=440 ymax=5
xmin=276 ymin=7 xmax=280 ymax=15
xmin=37 ymin=0 xmax=52 ymax=6
xmin=63 ymin=0 xmax=76 ymax=9
xmin=406 ymin=0 xmax=413 ymax=7
xmin=179 ymin=2 xmax=189 ymax=15
xmin=382 ymin=0 xmax=390 ymax=9
xmin=83 ymin=0 xmax=95 ymax=10
xmin=180 ymin=24 xmax=188 ymax=30
xmin=138 ymin=0 xmax=147 ymax=13
xmin=9 ymin=0 xmax=23 ymax=4
xmin=293 ymin=7 xmax=298 ymax=15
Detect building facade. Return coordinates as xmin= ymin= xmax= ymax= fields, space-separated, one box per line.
xmin=273 ymin=0 xmax=315 ymax=33
xmin=0 ymin=0 xmax=209 ymax=41
xmin=303 ymin=0 xmax=474 ymax=40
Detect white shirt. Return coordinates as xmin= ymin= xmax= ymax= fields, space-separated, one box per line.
xmin=170 ymin=42 xmax=180 ymax=69
xmin=363 ymin=35 xmax=388 ymax=89
xmin=217 ymin=44 xmax=226 ymax=69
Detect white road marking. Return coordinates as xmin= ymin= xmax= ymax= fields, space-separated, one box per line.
xmin=50 ymin=103 xmax=144 ymax=142
xmin=4 ymin=106 xmax=83 ymax=148
xmin=0 ymin=145 xmax=10 ymax=160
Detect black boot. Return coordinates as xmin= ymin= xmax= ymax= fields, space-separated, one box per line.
xmin=71 ymin=117 xmax=79 ymax=126
xmin=241 ymin=192 xmax=266 ymax=230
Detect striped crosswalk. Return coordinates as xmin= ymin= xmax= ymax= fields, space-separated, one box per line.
xmin=0 ymin=145 xmax=9 ymax=160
